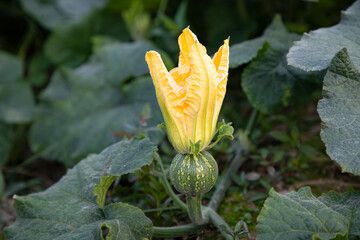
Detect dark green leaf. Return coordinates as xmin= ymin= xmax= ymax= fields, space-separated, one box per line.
xmin=0 ymin=122 xmax=11 ymax=167
xmin=45 ymin=11 xmax=130 ymax=67
xmin=269 ymin=131 xmax=291 ymax=143
xmin=4 ymin=138 xmax=156 ymax=240
xmin=230 ymin=15 xmax=299 ymax=68
xmin=20 ymin=0 xmax=109 ymax=30
xmin=0 ymin=51 xmax=35 ymax=123
xmin=242 ymin=42 xmax=315 ymax=113
xmin=287 ymin=1 xmax=360 ymax=71
xmin=257 ymin=187 xmax=360 ymax=240
xmin=318 ymin=48 xmax=360 ymax=175
xmin=29 ymin=40 xmax=162 ymax=165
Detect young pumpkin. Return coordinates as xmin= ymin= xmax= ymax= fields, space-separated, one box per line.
xmin=170 ymin=151 xmax=218 ymax=197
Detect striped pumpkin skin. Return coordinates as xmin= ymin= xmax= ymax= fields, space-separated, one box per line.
xmin=170 ymin=151 xmax=218 ymax=196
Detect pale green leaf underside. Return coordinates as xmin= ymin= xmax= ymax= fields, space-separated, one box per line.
xmin=20 ymin=0 xmax=109 ymax=30
xmin=287 ymin=0 xmax=360 ymax=71
xmin=318 ymin=48 xmax=360 ymax=175
xmin=4 ymin=138 xmax=156 ymax=240
xmin=29 ymin=40 xmax=162 ymax=165
xmin=257 ymin=187 xmax=360 ymax=240
xmin=44 ymin=11 xmax=130 ymax=67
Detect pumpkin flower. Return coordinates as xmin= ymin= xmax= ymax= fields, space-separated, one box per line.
xmin=145 ymin=27 xmax=229 ymax=154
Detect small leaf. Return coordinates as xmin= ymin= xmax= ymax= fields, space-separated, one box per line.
xmin=94 ymin=175 xmax=117 ymax=208
xmin=216 ymin=120 xmax=234 ymax=141
xmin=248 ymin=193 xmax=268 ymax=202
xmin=318 ymin=48 xmax=360 ymax=175
xmin=207 ymin=120 xmax=234 ymax=150
xmin=256 ymin=187 xmax=360 ymax=240
xmin=4 ymin=138 xmax=156 ymax=239
xmin=190 ymin=140 xmax=201 ymax=154
xmin=157 ymin=123 xmax=166 ymax=133
xmin=234 ymin=220 xmax=245 ymax=233
xmin=287 ymin=1 xmax=360 ymax=71
xmin=269 ymin=131 xmax=291 ymax=143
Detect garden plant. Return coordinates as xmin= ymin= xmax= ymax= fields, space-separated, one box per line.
xmin=1 ymin=0 xmax=360 ymax=239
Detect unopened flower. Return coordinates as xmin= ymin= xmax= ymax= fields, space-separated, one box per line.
xmin=145 ymin=28 xmax=229 ymax=154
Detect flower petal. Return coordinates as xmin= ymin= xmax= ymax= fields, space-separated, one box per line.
xmin=212 ymin=38 xmax=229 ymax=131
xmin=213 ymin=38 xmax=230 ymax=83
xmin=178 ymin=27 xmax=197 ymax=68
xmin=145 ymin=51 xmax=188 ymax=152
xmin=169 ymin=67 xmax=191 ymax=89
xmin=185 ymin=41 xmax=218 ymax=151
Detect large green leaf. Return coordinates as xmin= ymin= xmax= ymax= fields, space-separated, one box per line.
xmin=45 ymin=11 xmax=130 ymax=67
xmin=257 ymin=187 xmax=360 ymax=240
xmin=240 ymin=18 xmax=315 ymax=113
xmin=318 ymin=48 xmax=360 ymax=175
xmin=0 ymin=51 xmax=35 ymax=123
xmin=29 ymin=40 xmax=162 ymax=165
xmin=20 ymin=0 xmax=109 ymax=30
xmin=230 ymin=15 xmax=298 ymax=68
xmin=4 ymin=137 xmax=156 ymax=240
xmin=287 ymin=0 xmax=360 ymax=71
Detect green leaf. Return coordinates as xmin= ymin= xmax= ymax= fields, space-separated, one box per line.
xmin=230 ymin=15 xmax=299 ymax=68
xmin=190 ymin=140 xmax=201 ymax=154
xmin=206 ymin=120 xmax=234 ymax=150
xmin=257 ymin=187 xmax=360 ymax=240
xmin=241 ymin=40 xmax=315 ymax=113
xmin=45 ymin=11 xmax=130 ymax=67
xmin=20 ymin=0 xmax=109 ymax=30
xmin=216 ymin=121 xmax=234 ymax=141
xmin=318 ymin=48 xmax=360 ymax=175
xmin=29 ymin=40 xmax=162 ymax=165
xmin=269 ymin=131 xmax=291 ymax=143
xmin=4 ymin=138 xmax=156 ymax=240
xmin=0 ymin=51 xmax=35 ymax=123
xmin=287 ymin=1 xmax=360 ymax=71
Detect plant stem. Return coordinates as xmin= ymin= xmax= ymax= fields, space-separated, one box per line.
xmin=208 ymin=109 xmax=257 ymax=210
xmin=154 ymin=154 xmax=188 ymax=211
xmin=143 ymin=206 xmax=181 ymax=213
xmin=186 ymin=195 xmax=208 ymax=225
xmin=207 ymin=208 xmax=238 ymax=240
xmin=245 ymin=108 xmax=258 ymax=134
xmin=208 ymin=148 xmax=246 ymax=210
xmin=152 ymin=224 xmax=203 ymax=238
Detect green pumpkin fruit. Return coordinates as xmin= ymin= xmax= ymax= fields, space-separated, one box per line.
xmin=170 ymin=151 xmax=218 ymax=196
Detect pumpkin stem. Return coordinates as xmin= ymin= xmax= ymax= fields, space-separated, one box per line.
xmin=186 ymin=195 xmax=208 ymax=225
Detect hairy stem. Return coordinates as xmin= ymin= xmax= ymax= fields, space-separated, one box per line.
xmin=207 ymin=208 xmax=238 ymax=240
xmin=152 ymin=224 xmax=203 ymax=238
xmin=208 ymin=109 xmax=257 ymax=210
xmin=245 ymin=108 xmax=258 ymax=134
xmin=154 ymin=154 xmax=188 ymax=211
xmin=186 ymin=195 xmax=208 ymax=225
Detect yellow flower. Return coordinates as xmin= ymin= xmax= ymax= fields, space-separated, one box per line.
xmin=145 ymin=28 xmax=229 ymax=154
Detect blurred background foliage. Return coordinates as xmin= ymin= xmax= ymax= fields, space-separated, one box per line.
xmin=0 ymin=0 xmax=359 ymax=238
